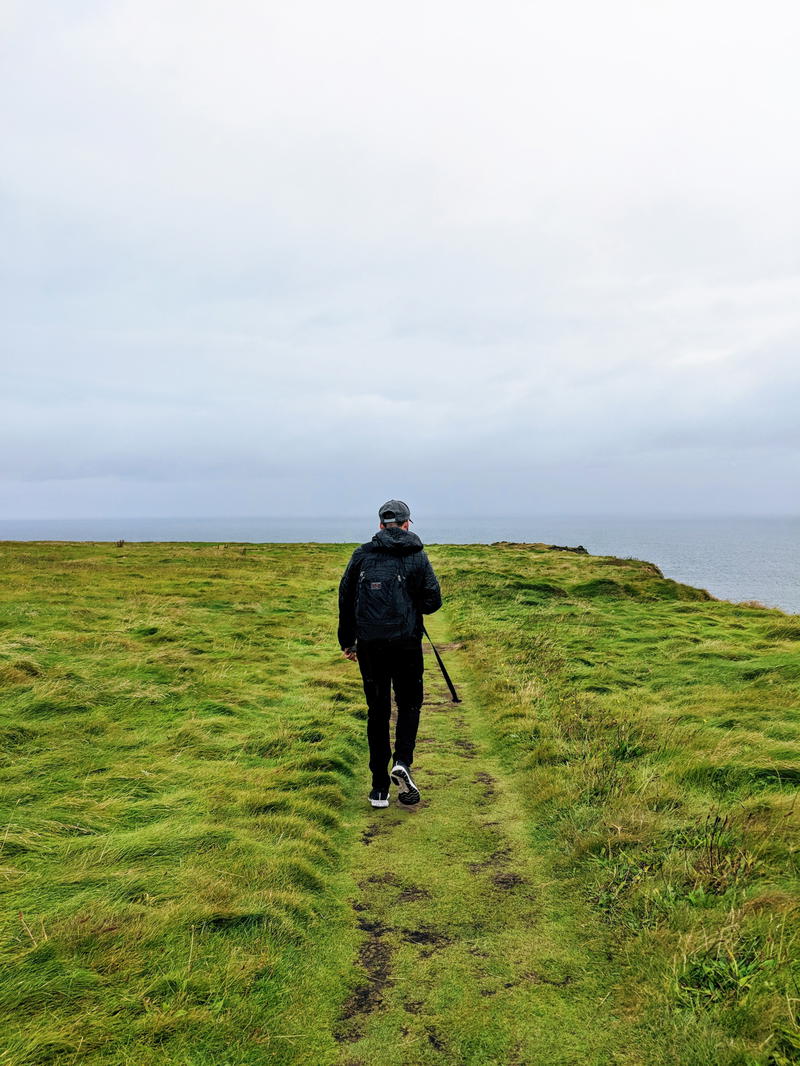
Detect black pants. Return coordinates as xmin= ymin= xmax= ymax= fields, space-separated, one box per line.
xmin=357 ymin=638 xmax=424 ymax=791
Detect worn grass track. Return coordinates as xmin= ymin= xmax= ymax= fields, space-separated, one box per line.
xmin=332 ymin=624 xmax=637 ymax=1065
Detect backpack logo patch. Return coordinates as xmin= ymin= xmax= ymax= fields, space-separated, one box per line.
xmin=370 ymin=581 xmax=382 ymax=589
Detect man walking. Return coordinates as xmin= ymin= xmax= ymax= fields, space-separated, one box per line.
xmin=338 ymin=500 xmax=442 ymax=808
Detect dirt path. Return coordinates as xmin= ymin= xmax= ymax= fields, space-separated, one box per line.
xmin=332 ymin=620 xmax=638 ymax=1066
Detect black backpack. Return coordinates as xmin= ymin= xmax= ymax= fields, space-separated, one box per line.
xmin=355 ymin=552 xmax=416 ymax=641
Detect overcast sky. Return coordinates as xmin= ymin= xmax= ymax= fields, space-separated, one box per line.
xmin=2 ymin=0 xmax=799 ymax=519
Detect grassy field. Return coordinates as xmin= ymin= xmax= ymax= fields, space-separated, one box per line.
xmin=440 ymin=545 xmax=800 ymax=1065
xmin=1 ymin=541 xmax=798 ymax=1065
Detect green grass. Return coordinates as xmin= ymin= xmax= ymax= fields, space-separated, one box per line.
xmin=0 ymin=542 xmax=366 ymax=1064
xmin=1 ymin=541 xmax=798 ymax=1064
xmin=437 ymin=543 xmax=800 ymax=1065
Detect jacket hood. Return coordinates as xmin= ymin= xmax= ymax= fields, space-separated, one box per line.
xmin=371 ymin=527 xmax=424 ymax=554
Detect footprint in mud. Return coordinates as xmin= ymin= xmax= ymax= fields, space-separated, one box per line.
xmin=360 ymin=874 xmax=431 ymax=904
xmin=362 ymin=872 xmax=403 ymax=887
xmin=361 ymin=821 xmax=390 ymax=845
xmin=491 ymin=871 xmax=526 ymax=890
xmin=335 ymin=912 xmax=395 ymax=1043
xmin=468 ymin=839 xmax=513 ymax=874
xmin=400 ymin=925 xmax=452 ymax=957
xmin=396 ymin=883 xmax=430 ymax=903
xmin=427 ymin=1027 xmax=446 ymax=1051
xmin=468 ymin=833 xmax=529 ymax=894
xmin=474 ymin=770 xmax=497 ymax=800
xmin=453 ymin=738 xmax=478 ymax=758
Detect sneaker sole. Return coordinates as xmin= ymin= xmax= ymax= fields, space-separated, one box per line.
xmin=369 ymin=797 xmax=389 ymax=808
xmin=390 ymin=766 xmax=420 ymax=806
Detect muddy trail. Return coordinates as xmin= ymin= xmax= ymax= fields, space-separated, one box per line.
xmin=332 ymin=629 xmax=637 ymax=1066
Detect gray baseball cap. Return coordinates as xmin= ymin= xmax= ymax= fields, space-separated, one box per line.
xmin=378 ymin=499 xmax=412 ymax=524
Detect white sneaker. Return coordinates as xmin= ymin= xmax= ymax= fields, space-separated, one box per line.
xmin=390 ymin=762 xmax=420 ymax=805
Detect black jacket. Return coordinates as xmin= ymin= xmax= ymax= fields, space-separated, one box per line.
xmin=338 ymin=528 xmax=442 ymax=649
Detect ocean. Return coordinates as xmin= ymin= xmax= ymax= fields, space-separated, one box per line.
xmin=1 ymin=515 xmax=798 ymax=615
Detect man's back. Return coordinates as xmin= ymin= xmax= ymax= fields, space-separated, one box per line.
xmin=339 ymin=501 xmax=442 ymax=809
xmin=338 ymin=527 xmax=441 ymax=649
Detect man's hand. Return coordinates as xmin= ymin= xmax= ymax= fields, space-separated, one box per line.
xmin=342 ymin=646 xmax=358 ymax=662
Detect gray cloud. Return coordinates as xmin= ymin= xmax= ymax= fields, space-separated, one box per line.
xmin=2 ymin=1 xmax=799 ymax=518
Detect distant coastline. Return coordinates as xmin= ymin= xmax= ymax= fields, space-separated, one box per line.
xmin=1 ymin=515 xmax=797 ymax=614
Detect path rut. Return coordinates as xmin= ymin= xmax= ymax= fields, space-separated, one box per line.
xmin=333 ymin=624 xmax=637 ymax=1065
